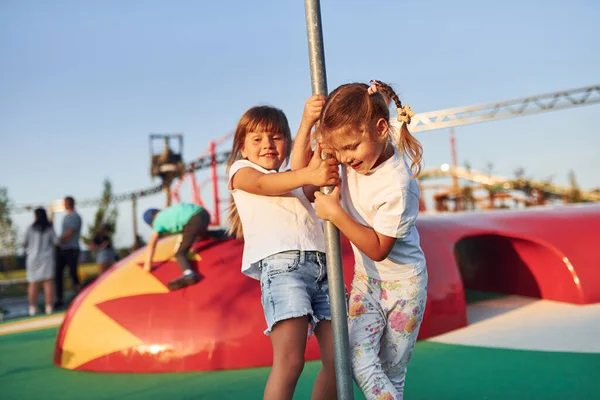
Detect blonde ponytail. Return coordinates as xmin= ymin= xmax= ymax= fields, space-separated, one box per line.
xmin=397 ymin=122 xmax=423 ymax=177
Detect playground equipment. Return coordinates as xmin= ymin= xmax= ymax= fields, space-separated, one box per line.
xmin=44 ymin=80 xmax=600 ymax=380
xmin=419 ymin=164 xmax=600 ymax=213
xmin=53 ymin=203 xmax=600 ymax=372
xmin=149 ymin=133 xmax=185 ymax=188
xmin=304 ymin=2 xmax=353 ymax=396
xmin=10 ymin=78 xmax=598 ymax=378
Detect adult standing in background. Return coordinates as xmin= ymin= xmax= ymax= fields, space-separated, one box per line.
xmin=55 ymin=196 xmax=82 ymax=309
xmin=23 ymin=208 xmax=58 ymax=316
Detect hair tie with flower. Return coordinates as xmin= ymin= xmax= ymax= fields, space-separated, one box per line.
xmin=397 ymin=104 xmax=415 ymax=125
xmin=367 ymin=80 xmax=381 ymax=95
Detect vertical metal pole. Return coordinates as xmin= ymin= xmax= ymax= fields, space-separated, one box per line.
xmin=209 ymin=141 xmax=220 ymax=226
xmin=450 ymin=129 xmax=461 ymax=211
xmin=304 ymin=1 xmax=354 ymax=399
xmin=131 ymin=195 xmax=139 ymax=250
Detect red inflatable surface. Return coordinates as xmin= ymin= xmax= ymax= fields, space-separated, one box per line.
xmin=54 ymin=205 xmax=600 ymax=373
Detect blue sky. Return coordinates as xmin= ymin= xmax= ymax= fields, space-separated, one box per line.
xmin=1 ymin=0 xmax=599 ymax=247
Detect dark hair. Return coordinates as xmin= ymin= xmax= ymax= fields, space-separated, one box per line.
xmin=226 ymin=106 xmax=292 ymax=239
xmin=318 ymin=81 xmax=423 ymax=176
xmin=32 ymin=208 xmax=51 ymax=232
xmin=64 ymin=196 xmax=75 ymax=208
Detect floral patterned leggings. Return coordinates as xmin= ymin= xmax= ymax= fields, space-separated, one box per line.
xmin=348 ymin=268 xmax=428 ymax=400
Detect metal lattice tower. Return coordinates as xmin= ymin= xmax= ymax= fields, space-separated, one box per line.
xmin=409 ymin=85 xmax=600 ymax=132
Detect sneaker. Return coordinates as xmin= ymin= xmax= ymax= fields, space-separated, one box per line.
xmin=167 ymin=273 xmax=202 ymax=291
xmin=45 ymin=305 xmax=53 ymax=315
xmin=28 ymin=306 xmax=37 ymax=317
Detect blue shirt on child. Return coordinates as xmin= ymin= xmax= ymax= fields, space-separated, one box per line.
xmin=152 ymin=204 xmax=204 ymax=234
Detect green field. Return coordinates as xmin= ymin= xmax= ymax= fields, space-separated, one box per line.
xmin=1 ymin=326 xmax=598 ymax=400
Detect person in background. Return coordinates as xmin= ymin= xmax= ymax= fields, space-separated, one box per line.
xmin=55 ymin=196 xmax=82 ymax=309
xmin=89 ymin=223 xmax=117 ymax=274
xmin=23 ymin=208 xmax=58 ymax=316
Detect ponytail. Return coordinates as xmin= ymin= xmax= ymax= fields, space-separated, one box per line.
xmin=398 ymin=122 xmax=423 ymax=176
xmin=371 ymin=81 xmax=423 ymax=176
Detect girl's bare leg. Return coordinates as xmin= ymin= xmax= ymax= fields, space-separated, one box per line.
xmin=311 ymin=320 xmax=338 ymax=400
xmin=264 ymin=317 xmax=310 ymax=400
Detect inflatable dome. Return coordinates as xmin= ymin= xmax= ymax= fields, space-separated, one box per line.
xmin=54 ymin=205 xmax=600 ymax=373
xmin=53 ymin=233 xmax=357 ymax=373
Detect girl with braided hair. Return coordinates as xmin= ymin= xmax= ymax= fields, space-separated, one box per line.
xmin=293 ymin=82 xmax=427 ymax=400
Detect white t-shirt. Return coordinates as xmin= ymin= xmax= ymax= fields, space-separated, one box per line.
xmin=341 ymin=147 xmax=426 ymax=280
xmin=228 ymin=159 xmax=326 ymax=280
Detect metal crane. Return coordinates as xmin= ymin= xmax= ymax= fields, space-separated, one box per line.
xmin=408 ymin=85 xmax=600 ymax=132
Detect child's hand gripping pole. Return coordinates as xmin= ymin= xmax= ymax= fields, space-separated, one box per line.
xmin=319 ymin=147 xmax=336 ymax=195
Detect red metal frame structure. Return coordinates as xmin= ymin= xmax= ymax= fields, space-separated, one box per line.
xmin=200 ymin=176 xmax=230 ymax=224
xmin=209 ymin=141 xmax=221 ymax=226
xmin=204 ymin=133 xmax=234 ymax=226
xmin=168 ymin=133 xmax=233 ymax=226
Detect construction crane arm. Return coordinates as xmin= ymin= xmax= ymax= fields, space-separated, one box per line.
xmin=409 ymin=85 xmax=600 ymax=133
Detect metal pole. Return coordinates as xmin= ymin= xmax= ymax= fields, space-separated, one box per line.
xmin=131 ymin=195 xmax=139 ymax=250
xmin=304 ymin=1 xmax=354 ymax=399
xmin=209 ymin=141 xmax=221 ymax=226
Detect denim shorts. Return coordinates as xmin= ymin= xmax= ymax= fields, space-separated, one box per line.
xmin=96 ymin=248 xmax=116 ymax=264
xmin=257 ymin=250 xmax=331 ymax=335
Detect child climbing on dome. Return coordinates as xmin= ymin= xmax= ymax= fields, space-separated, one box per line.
xmin=142 ymin=189 xmax=211 ymax=291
